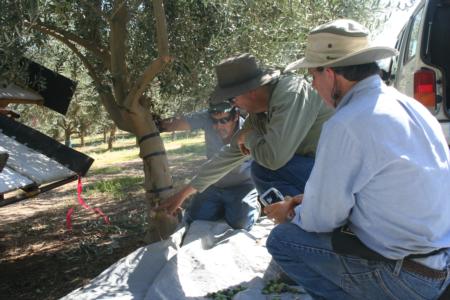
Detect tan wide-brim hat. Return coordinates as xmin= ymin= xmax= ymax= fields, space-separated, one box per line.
xmin=211 ymin=53 xmax=280 ymax=104
xmin=285 ymin=19 xmax=398 ymax=71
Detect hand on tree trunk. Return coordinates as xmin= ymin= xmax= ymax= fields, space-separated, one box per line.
xmin=157 ymin=185 xmax=197 ymax=215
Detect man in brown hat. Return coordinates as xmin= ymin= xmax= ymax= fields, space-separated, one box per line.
xmin=158 ymin=53 xmax=333 ymax=227
xmin=265 ymin=19 xmax=450 ymax=299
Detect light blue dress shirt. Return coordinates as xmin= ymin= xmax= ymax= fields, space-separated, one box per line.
xmin=293 ymin=75 xmax=450 ymax=269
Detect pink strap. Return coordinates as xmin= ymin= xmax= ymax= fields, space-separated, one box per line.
xmin=66 ymin=207 xmax=74 ymax=231
xmin=66 ymin=177 xmax=111 ymax=231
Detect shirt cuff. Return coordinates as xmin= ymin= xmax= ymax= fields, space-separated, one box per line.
xmin=290 ymin=204 xmax=303 ymax=227
xmin=189 ymin=177 xmax=207 ymax=193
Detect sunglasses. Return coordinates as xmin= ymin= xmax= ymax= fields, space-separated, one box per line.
xmin=211 ymin=114 xmax=234 ymax=124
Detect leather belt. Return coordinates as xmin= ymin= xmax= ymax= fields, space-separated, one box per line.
xmin=401 ymin=259 xmax=448 ymax=280
xmin=331 ymin=226 xmax=448 ymax=280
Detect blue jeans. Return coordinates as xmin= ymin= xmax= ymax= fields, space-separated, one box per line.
xmin=267 ymin=223 xmax=450 ymax=300
xmin=251 ymin=154 xmax=314 ymax=197
xmin=185 ymin=184 xmax=258 ymax=231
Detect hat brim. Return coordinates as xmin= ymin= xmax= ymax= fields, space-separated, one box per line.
xmin=211 ymin=69 xmax=281 ymax=104
xmin=284 ymin=46 xmax=398 ymax=71
xmin=208 ymin=101 xmax=234 ymax=113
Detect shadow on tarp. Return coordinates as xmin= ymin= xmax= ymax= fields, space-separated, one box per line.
xmin=60 ymin=219 xmax=313 ymax=300
xmin=59 ymin=225 xmax=186 ymax=300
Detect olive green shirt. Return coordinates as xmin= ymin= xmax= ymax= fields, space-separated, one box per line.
xmin=190 ymin=74 xmax=334 ymax=192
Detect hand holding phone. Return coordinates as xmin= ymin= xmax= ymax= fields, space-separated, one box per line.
xmin=259 ymin=187 xmax=284 ymax=207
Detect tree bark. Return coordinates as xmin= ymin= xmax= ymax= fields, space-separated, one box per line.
xmin=80 ymin=132 xmax=85 ymax=147
xmin=125 ymin=98 xmax=177 ymax=242
xmin=108 ymin=125 xmax=116 ymax=150
xmin=64 ymin=128 xmax=72 ymax=147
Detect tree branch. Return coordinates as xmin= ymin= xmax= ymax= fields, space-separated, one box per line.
xmin=31 ymin=23 xmax=128 ymax=130
xmin=98 ymin=92 xmax=132 ymax=132
xmin=79 ymin=0 xmax=111 ymax=23
xmin=110 ymin=0 xmax=129 ymax=105
xmin=110 ymin=0 xmax=126 ymax=20
xmin=25 ymin=20 xmax=111 ymax=70
xmin=124 ymin=0 xmax=172 ymax=109
xmin=124 ymin=56 xmax=171 ymax=109
xmin=153 ymin=0 xmax=170 ymax=56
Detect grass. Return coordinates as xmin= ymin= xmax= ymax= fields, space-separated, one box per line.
xmin=84 ymin=176 xmax=143 ymax=199
xmin=71 ymin=130 xmax=206 ymax=199
xmin=88 ymin=165 xmax=122 ymax=176
xmin=70 ymin=130 xmax=205 ymax=162
xmin=167 ymin=141 xmax=205 ymax=156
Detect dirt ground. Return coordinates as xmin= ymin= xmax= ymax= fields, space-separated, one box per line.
xmin=0 ymin=154 xmax=205 ymax=300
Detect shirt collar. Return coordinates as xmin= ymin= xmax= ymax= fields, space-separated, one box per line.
xmin=336 ymin=75 xmax=383 ymax=110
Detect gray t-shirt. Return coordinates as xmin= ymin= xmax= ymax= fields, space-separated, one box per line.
xmin=185 ymin=111 xmax=253 ymax=188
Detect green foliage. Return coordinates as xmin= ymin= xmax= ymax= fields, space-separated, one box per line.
xmin=156 ymin=0 xmax=405 ymax=116
xmin=0 ymin=0 xmax=39 ymax=82
xmin=206 ymin=285 xmax=247 ymax=300
xmin=262 ymin=279 xmax=301 ymax=295
xmin=2 ymin=0 xmax=412 ymax=127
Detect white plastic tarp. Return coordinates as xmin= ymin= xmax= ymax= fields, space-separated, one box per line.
xmin=62 ymin=219 xmax=313 ymax=300
xmin=0 ymin=83 xmax=44 ymax=103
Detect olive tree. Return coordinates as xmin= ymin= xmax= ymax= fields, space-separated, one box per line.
xmin=2 ymin=0 xmax=179 ymax=242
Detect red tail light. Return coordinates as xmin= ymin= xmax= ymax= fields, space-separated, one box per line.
xmin=414 ymin=69 xmax=436 ymax=109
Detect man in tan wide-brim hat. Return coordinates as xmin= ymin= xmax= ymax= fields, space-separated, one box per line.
xmin=265 ymin=19 xmax=450 ymax=299
xmin=158 ymin=53 xmax=334 ymax=224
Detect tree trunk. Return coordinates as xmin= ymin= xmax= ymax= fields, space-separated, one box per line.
xmin=51 ymin=129 xmax=60 ymax=140
xmin=103 ymin=128 xmax=107 ymax=143
xmin=80 ymin=130 xmax=85 ymax=147
xmin=64 ymin=129 xmax=72 ymax=147
xmin=125 ymin=103 xmax=178 ymax=243
xmin=108 ymin=125 xmax=116 ymax=150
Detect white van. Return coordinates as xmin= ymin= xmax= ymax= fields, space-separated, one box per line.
xmin=387 ymin=0 xmax=450 ymax=145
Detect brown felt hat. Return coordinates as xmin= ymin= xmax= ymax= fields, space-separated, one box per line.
xmin=211 ymin=53 xmax=280 ymax=104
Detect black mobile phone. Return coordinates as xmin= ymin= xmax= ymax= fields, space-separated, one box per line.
xmin=260 ymin=187 xmax=284 ymax=207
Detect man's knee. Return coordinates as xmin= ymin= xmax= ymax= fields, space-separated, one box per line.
xmin=266 ymin=223 xmax=290 ymax=255
xmin=227 ymin=218 xmax=253 ymax=231
xmin=226 ymin=206 xmax=258 ymax=231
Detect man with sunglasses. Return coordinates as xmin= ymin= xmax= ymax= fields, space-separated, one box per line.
xmin=159 ymin=53 xmax=333 ymax=224
xmin=158 ymin=101 xmax=259 ymax=230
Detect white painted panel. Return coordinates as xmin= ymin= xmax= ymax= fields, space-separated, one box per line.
xmin=0 ymin=166 xmax=34 ymax=194
xmin=0 ymin=83 xmax=43 ymax=101
xmin=0 ymin=133 xmax=75 ymax=185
